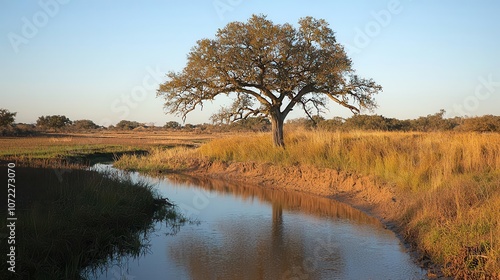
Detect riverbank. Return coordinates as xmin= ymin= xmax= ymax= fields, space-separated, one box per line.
xmin=0 ymin=132 xmax=192 ymax=279
xmin=0 ymin=164 xmax=187 ymax=279
xmin=115 ymin=130 xmax=500 ymax=279
xmin=117 ymin=152 xmax=437 ymax=274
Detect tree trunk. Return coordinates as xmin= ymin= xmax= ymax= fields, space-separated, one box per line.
xmin=270 ymin=112 xmax=285 ymax=148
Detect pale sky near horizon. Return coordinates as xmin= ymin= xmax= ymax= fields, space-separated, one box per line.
xmin=1 ymin=1 xmax=499 ymax=126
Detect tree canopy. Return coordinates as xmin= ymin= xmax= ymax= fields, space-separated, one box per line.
xmin=72 ymin=119 xmax=99 ymax=130
xmin=158 ymin=14 xmax=382 ymax=146
xmin=115 ymin=120 xmax=142 ymax=130
xmin=0 ymin=108 xmax=16 ymax=127
xmin=36 ymin=115 xmax=72 ymax=129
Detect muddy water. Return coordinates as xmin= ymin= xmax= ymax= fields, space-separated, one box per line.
xmin=91 ymin=164 xmax=426 ymax=280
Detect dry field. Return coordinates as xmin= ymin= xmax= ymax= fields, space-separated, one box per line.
xmin=0 ymin=130 xmax=217 ymax=164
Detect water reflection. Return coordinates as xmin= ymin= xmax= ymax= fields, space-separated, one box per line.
xmin=168 ymin=218 xmax=337 ymax=279
xmin=160 ymin=174 xmax=424 ymax=280
xmin=164 ymin=174 xmax=381 ymax=226
xmin=91 ymin=165 xmax=425 ymax=279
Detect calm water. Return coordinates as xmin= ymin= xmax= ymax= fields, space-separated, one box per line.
xmin=90 ymin=164 xmax=426 ymax=280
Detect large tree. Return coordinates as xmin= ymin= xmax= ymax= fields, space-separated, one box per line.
xmin=158 ymin=15 xmax=381 ymax=147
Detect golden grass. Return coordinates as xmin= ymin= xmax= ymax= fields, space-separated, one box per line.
xmin=188 ymin=129 xmax=500 ymax=277
xmin=199 ymin=130 xmax=500 ymax=191
xmin=114 ymin=146 xmax=201 ymax=172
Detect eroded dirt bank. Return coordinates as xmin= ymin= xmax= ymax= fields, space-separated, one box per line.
xmin=172 ymin=159 xmax=444 ymax=277
xmin=187 ymin=160 xmax=401 ymax=224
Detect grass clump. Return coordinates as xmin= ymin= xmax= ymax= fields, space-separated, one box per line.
xmin=114 ymin=146 xmax=201 ymax=173
xmin=0 ymin=166 xmax=184 ymax=280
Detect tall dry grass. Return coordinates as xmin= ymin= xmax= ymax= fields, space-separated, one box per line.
xmin=114 ymin=146 xmax=201 ymax=172
xmin=199 ymin=130 xmax=500 ymax=191
xmin=197 ymin=130 xmax=500 ymax=277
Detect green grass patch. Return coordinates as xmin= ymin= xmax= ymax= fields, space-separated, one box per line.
xmin=0 ymin=167 xmax=185 ymax=279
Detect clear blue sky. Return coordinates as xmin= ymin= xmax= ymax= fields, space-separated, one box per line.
xmin=1 ymin=0 xmax=499 ymax=126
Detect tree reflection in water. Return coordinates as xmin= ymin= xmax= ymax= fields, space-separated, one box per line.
xmin=164 ymin=175 xmax=385 ymax=280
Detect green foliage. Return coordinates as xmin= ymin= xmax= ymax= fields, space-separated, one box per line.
xmin=72 ymin=119 xmax=99 ymax=130
xmin=409 ymin=109 xmax=457 ymax=132
xmin=0 ymin=108 xmax=16 ymax=127
xmin=294 ymin=110 xmax=499 ymax=133
xmin=0 ymin=167 xmax=183 ymax=279
xmin=115 ymin=120 xmax=142 ymax=130
xmin=183 ymin=123 xmax=197 ymax=130
xmin=164 ymin=120 xmax=181 ymax=129
xmin=0 ymin=124 xmax=37 ymax=137
xmin=286 ymin=116 xmax=325 ymax=130
xmin=344 ymin=114 xmax=391 ymax=130
xmin=457 ymin=115 xmax=500 ymax=132
xmin=317 ymin=117 xmax=345 ymax=131
xmin=37 ymin=115 xmax=72 ymax=129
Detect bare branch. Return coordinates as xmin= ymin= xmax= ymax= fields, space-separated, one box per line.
xmin=325 ymin=93 xmax=360 ymax=114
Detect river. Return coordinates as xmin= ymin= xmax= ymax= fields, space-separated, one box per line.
xmin=89 ymin=164 xmax=426 ymax=280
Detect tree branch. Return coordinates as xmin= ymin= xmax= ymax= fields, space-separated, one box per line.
xmin=325 ymin=93 xmax=360 ymax=114
xmin=282 ymin=83 xmax=315 ymax=117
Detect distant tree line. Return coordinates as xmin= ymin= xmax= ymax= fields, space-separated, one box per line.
xmin=1 ymin=108 xmax=500 ymax=136
xmin=287 ymin=110 xmax=500 ymax=133
xmin=0 ymin=108 xmax=32 ymax=136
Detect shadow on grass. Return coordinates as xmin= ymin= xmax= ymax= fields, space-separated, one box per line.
xmin=0 ymin=166 xmax=186 ymax=280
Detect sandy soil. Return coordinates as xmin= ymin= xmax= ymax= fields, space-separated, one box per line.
xmin=185 ymin=160 xmax=401 ymax=223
